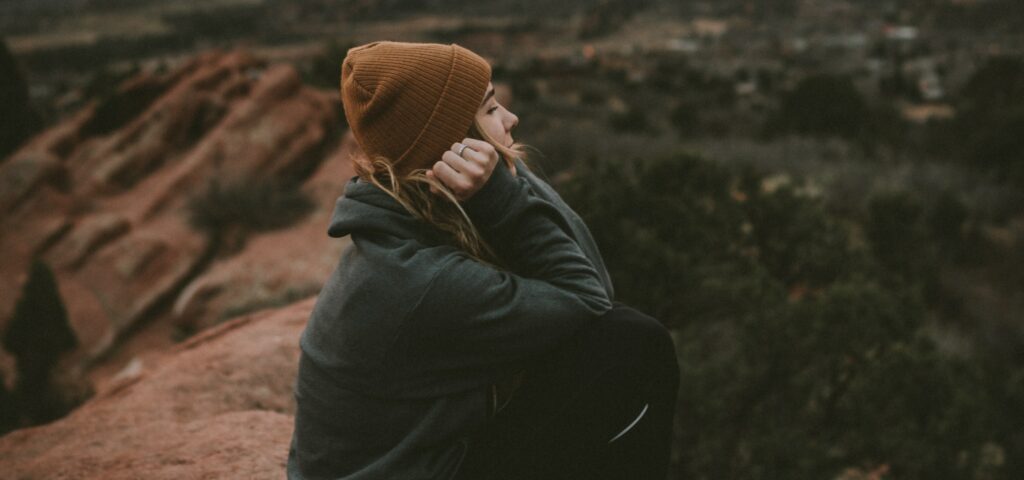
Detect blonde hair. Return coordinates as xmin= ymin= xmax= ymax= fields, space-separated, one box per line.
xmin=351 ymin=116 xmax=533 ymax=269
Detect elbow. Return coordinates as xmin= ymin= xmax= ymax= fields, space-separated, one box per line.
xmin=579 ymin=280 xmax=614 ymax=314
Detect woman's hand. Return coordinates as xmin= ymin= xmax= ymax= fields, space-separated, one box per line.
xmin=426 ymin=138 xmax=500 ymax=201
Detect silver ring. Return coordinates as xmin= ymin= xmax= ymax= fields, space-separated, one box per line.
xmin=456 ymin=144 xmax=469 ymax=157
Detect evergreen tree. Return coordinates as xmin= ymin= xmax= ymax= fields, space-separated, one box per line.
xmin=0 ymin=372 xmax=17 ymax=435
xmin=0 ymin=38 xmax=44 ymax=159
xmin=2 ymin=259 xmax=77 ymax=425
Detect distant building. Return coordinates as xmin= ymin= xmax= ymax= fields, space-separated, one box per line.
xmin=884 ymin=25 xmax=919 ymax=42
xmin=900 ymin=103 xmax=954 ymax=123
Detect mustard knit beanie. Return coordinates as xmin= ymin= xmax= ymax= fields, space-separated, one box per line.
xmin=340 ymin=41 xmax=492 ymax=176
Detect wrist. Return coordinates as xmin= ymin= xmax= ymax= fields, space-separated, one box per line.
xmin=460 ymin=159 xmax=520 ymax=225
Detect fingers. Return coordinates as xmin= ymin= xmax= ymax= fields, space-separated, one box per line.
xmin=431 ymin=138 xmax=500 ymax=200
xmin=460 ymin=138 xmax=496 ymax=156
xmin=425 ymin=170 xmax=440 ymax=195
xmin=449 ymin=142 xmax=483 ymax=170
xmin=442 ymin=150 xmax=483 ymax=177
xmin=452 ymin=139 xmax=496 ymax=176
xmin=452 ymin=139 xmax=497 ymax=165
xmin=451 ymin=141 xmax=471 ymax=158
xmin=432 ymin=159 xmax=472 ymax=199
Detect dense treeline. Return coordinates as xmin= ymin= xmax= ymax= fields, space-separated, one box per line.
xmin=560 ymin=151 xmax=1022 ymax=478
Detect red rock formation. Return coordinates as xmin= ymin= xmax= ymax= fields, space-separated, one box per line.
xmin=0 ymin=296 xmax=312 ymax=479
xmin=171 ymin=130 xmax=356 ymax=333
xmin=0 ymin=47 xmax=351 ymax=414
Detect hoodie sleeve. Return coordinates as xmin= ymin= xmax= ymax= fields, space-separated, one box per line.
xmin=395 ymin=161 xmax=613 ymax=377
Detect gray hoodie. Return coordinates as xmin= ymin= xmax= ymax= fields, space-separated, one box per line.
xmin=287 ymin=157 xmax=615 ymax=479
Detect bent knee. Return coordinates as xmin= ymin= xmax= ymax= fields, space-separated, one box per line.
xmin=598 ymin=304 xmax=678 ymax=377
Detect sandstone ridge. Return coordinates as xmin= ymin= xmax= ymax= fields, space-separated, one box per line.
xmin=0 ymin=296 xmax=314 ymax=479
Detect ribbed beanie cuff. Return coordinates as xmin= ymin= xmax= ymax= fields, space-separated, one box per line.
xmin=340 ymin=41 xmax=492 ymax=176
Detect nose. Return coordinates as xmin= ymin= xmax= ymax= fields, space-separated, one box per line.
xmin=507 ymin=112 xmax=518 ymax=131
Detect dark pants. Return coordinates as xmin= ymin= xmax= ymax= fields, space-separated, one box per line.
xmin=455 ymin=302 xmax=680 ymax=480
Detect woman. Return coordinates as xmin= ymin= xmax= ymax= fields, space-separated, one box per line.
xmin=287 ymin=41 xmax=679 ymax=480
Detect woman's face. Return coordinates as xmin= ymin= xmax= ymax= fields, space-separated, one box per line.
xmin=475 ymin=82 xmax=518 ymax=148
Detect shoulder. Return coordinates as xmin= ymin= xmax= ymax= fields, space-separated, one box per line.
xmin=346 ymin=235 xmax=457 ymax=283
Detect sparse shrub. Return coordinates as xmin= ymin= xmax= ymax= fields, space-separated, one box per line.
xmin=577 ymin=0 xmax=647 ymax=40
xmin=604 ymin=67 xmax=628 ymax=86
xmin=649 ymin=58 xmax=692 ymax=92
xmin=766 ymin=73 xmax=871 ymax=141
xmin=878 ymin=64 xmax=919 ymax=100
xmin=578 ymin=85 xmax=607 ymax=105
xmin=186 ymin=176 xmax=315 ymax=242
xmin=523 ymin=119 xmax=677 ymax=176
xmin=509 ymin=76 xmax=539 ymax=103
xmin=608 ymin=105 xmax=654 ymax=134
xmin=303 ymin=38 xmax=356 ymax=91
xmin=765 ymin=73 xmax=911 ymax=154
xmin=865 ymin=191 xmax=940 ymax=292
xmin=743 ymin=176 xmax=854 ymax=289
xmin=669 ymin=102 xmax=700 ymax=138
xmin=963 ymin=110 xmax=1024 ymax=185
xmin=959 ymin=56 xmax=1024 ymax=113
xmin=927 ymin=189 xmax=970 ymax=259
xmin=927 ymin=56 xmax=1024 ymax=186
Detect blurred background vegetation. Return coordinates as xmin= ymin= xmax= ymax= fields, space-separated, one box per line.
xmin=2 ymin=0 xmax=1022 ymax=478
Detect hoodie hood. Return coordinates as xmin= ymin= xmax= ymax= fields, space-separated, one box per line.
xmin=326 ymin=176 xmax=441 ymax=243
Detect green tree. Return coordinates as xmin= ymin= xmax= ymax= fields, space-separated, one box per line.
xmin=929 ymin=56 xmax=1024 ymax=186
xmin=767 ymin=74 xmax=870 ymax=140
xmin=926 ymin=189 xmax=970 ymax=262
xmin=865 ymin=191 xmax=942 ymax=303
xmin=2 ymin=259 xmax=78 ymax=426
xmin=303 ymin=38 xmax=357 ymax=94
xmin=763 ymin=73 xmax=907 ymax=152
xmin=669 ymin=102 xmax=700 ymax=138
xmin=0 ymin=372 xmax=17 ymax=435
xmin=959 ymin=56 xmax=1024 ymax=113
xmin=608 ymin=105 xmax=656 ymax=135
xmin=0 ymin=38 xmax=44 ymax=158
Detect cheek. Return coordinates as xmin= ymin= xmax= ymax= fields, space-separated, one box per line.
xmin=479 ymin=116 xmax=504 ymax=138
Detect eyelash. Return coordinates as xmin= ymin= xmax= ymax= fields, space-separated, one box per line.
xmin=487 ymin=105 xmax=498 ymax=114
